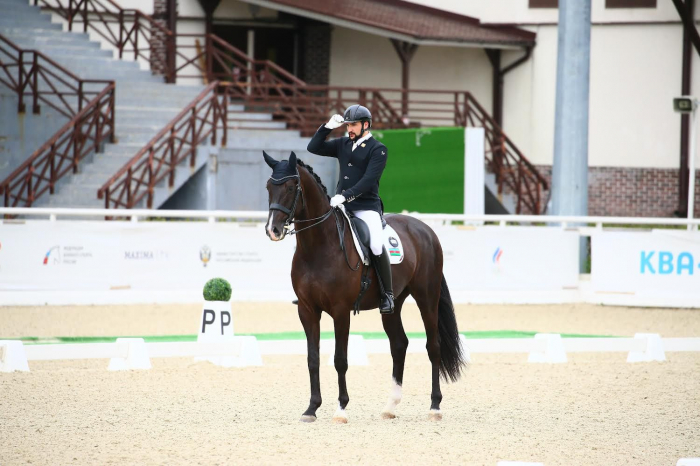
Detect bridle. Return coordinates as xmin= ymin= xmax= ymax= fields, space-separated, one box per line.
xmin=267 ymin=172 xmax=361 ymax=270
xmin=268 ymin=171 xmax=334 ymax=236
xmin=268 ymin=171 xmax=304 ymax=234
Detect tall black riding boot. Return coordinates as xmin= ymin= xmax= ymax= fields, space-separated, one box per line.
xmin=372 ymin=246 xmax=394 ymax=314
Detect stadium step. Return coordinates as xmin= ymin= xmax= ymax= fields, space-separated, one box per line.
xmin=2 ymin=0 xmax=308 ymax=211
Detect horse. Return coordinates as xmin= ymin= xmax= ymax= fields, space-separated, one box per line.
xmin=263 ymin=150 xmax=467 ymax=423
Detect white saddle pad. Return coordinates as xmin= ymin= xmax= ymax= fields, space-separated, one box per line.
xmin=338 ymin=206 xmax=405 ymax=266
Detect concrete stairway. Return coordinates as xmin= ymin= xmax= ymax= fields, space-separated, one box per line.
xmin=162 ymin=127 xmax=339 ymax=211
xmin=0 ymin=0 xmax=207 ymax=209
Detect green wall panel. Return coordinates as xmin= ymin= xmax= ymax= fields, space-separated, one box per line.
xmin=374 ymin=127 xmax=464 ymax=214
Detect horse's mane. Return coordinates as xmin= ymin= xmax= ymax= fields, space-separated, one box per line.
xmin=296 ymin=159 xmax=330 ymax=200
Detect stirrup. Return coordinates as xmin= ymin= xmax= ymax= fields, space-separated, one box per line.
xmin=380 ymin=292 xmax=394 ymax=315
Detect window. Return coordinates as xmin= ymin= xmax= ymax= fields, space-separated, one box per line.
xmin=529 ymin=0 xmax=558 ymax=7
xmin=606 ymin=0 xmax=656 ymax=7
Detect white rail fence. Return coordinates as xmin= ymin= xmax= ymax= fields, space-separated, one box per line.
xmin=2 ymin=207 xmax=700 ymax=230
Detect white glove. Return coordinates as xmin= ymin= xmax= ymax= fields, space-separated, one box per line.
xmin=325 ymin=114 xmax=345 ymax=130
xmin=330 ymin=194 xmax=346 ymax=207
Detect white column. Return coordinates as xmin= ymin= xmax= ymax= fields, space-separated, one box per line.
xmin=688 ymin=105 xmax=697 ymax=226
xmin=464 ymin=127 xmax=485 ymax=220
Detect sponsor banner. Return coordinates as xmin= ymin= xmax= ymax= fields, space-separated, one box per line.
xmin=436 ymin=226 xmax=580 ymax=291
xmin=0 ymin=221 xmax=579 ymax=301
xmin=0 ymin=221 xmax=295 ymax=297
xmin=592 ymin=230 xmax=700 ymax=298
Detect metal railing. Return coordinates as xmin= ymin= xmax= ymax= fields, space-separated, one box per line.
xmin=0 ymin=34 xmax=115 ymax=207
xmin=96 ymin=81 xmax=227 ymax=209
xmin=33 ymin=0 xmax=548 ymax=214
xmin=0 ymin=34 xmax=109 ymax=117
xmin=217 ymin=85 xmax=548 ymax=214
xmin=36 ymin=0 xmax=175 ymax=81
xmin=3 ymin=207 xmax=699 ymax=231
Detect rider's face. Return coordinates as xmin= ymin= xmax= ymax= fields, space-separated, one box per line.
xmin=346 ymin=121 xmax=368 ymax=140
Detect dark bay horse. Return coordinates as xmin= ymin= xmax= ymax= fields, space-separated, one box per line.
xmin=264 ymin=151 xmax=467 ymax=423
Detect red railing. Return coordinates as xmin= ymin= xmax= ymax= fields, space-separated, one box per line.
xmin=36 ymin=0 xmax=175 ymax=81
xmin=0 ymin=34 xmax=115 ymax=207
xmin=464 ymin=94 xmax=547 ymax=215
xmin=97 ymin=81 xmax=227 ymax=209
xmin=35 ymin=0 xmax=547 ymax=214
xmin=0 ymin=34 xmax=108 ymax=117
xmin=211 ymin=84 xmax=548 ymax=214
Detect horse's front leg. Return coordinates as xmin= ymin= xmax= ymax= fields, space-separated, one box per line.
xmin=331 ymin=310 xmax=351 ymax=424
xmin=298 ymin=302 xmax=322 ymax=422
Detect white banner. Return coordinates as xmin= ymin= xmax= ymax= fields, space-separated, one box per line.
xmin=0 ymin=221 xmax=295 ymax=300
xmin=436 ymin=226 xmax=580 ymax=292
xmin=592 ymin=230 xmax=700 ymax=304
xmin=0 ymin=221 xmax=580 ymax=305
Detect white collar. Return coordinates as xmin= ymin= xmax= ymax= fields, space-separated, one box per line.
xmin=351 ymin=131 xmax=372 ymax=151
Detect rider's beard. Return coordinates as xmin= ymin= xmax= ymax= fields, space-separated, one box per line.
xmin=348 ymin=132 xmax=356 ymax=139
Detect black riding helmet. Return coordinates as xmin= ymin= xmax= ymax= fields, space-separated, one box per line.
xmin=343 ymin=104 xmax=372 ymax=139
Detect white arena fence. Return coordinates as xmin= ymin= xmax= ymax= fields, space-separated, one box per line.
xmin=3 ymin=333 xmax=700 ymax=372
xmin=1 ymin=207 xmax=700 ymax=308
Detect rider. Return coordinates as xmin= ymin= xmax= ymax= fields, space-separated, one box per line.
xmin=306 ymin=104 xmax=394 ymax=314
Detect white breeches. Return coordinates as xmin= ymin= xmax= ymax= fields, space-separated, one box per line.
xmin=353 ymin=209 xmax=384 ymax=256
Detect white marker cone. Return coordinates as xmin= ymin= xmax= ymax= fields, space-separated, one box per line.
xmin=677 ymin=459 xmax=700 ymax=466
xmin=108 ymin=338 xmax=151 ymax=371
xmin=0 ymin=340 xmax=30 ymax=372
xmin=230 ymin=336 xmax=263 ymax=367
xmin=528 ymin=333 xmax=567 ymax=364
xmin=459 ymin=334 xmax=472 ymax=364
xmin=627 ymin=333 xmax=666 ymax=363
xmin=328 ymin=334 xmax=369 ymax=366
xmin=497 ymin=462 xmax=545 ymax=466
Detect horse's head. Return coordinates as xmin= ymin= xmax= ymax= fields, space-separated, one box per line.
xmin=264 ymin=151 xmax=302 ymax=241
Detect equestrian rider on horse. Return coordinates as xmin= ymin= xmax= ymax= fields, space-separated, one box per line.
xmin=307 ymin=105 xmax=394 ymax=314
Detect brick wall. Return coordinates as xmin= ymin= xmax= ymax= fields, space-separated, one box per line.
xmin=301 ymin=20 xmax=331 ymax=85
xmin=534 ymin=165 xmax=700 ymax=218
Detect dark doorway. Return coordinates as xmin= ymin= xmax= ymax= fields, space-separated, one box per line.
xmin=212 ymin=24 xmax=298 ymax=76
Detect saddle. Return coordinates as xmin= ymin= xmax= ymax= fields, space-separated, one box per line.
xmin=346 ymin=211 xmax=387 ymax=262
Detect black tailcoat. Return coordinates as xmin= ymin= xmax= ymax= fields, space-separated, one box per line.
xmin=306 ymin=125 xmax=388 ymax=213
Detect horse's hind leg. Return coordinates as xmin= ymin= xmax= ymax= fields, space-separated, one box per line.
xmin=380 ymin=294 xmax=408 ymax=419
xmin=331 ymin=310 xmax=351 ymax=424
xmin=412 ymin=285 xmax=443 ymax=421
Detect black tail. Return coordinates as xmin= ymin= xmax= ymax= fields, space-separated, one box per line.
xmin=437 ymin=274 xmax=467 ymax=382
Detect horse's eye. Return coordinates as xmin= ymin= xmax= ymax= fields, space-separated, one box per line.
xmin=286 ymin=186 xmax=293 ymax=193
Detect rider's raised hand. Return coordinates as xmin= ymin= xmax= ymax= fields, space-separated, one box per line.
xmin=325 ymin=114 xmax=345 ymax=130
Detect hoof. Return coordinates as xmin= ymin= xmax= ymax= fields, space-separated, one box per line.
xmin=380 ymin=412 xmax=396 ymax=420
xmin=427 ymin=411 xmax=442 ymax=421
xmin=299 ymin=415 xmax=317 ymax=423
xmin=331 ymin=416 xmax=348 ymax=424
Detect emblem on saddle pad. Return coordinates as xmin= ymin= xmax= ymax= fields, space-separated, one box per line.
xmin=387 ymin=236 xmax=401 ymax=259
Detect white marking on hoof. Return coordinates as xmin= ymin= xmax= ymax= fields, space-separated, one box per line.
xmin=299 ymin=415 xmax=317 ymax=423
xmin=332 ymin=404 xmax=348 ymax=424
xmin=428 ymin=409 xmax=442 ymax=421
xmin=381 ymin=378 xmax=402 ymax=418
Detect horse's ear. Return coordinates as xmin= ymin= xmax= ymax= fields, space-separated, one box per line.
xmin=289 ymin=151 xmax=297 ymax=167
xmin=263 ymin=151 xmax=278 ymax=168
